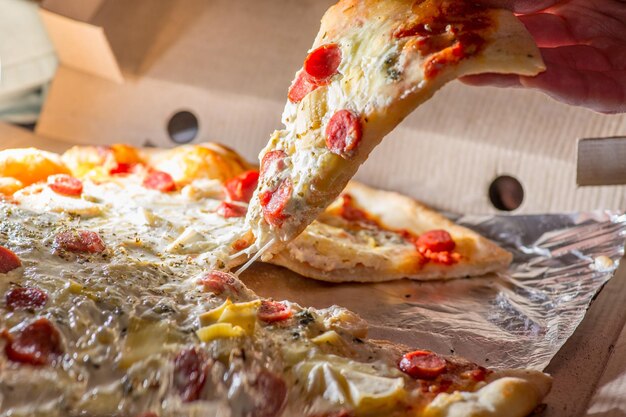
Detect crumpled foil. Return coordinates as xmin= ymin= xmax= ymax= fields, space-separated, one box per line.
xmin=241 ymin=211 xmax=626 ymax=371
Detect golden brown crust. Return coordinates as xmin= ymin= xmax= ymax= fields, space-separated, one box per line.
xmin=423 ymin=371 xmax=552 ymax=417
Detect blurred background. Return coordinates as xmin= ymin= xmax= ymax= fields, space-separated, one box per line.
xmin=0 ymin=0 xmax=56 ymax=127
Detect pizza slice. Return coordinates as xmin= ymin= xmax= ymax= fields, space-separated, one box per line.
xmin=270 ymin=181 xmax=512 ymax=282
xmin=243 ymin=0 xmax=545 ymax=261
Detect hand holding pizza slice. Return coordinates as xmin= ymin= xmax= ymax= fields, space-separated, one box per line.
xmin=243 ymin=0 xmax=545 ymax=260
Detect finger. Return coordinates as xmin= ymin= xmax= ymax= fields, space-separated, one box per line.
xmin=460 ymin=74 xmax=522 ymax=88
xmin=517 ymin=13 xmax=576 ymax=47
xmin=586 ymin=37 xmax=626 ymax=70
xmin=540 ymin=45 xmax=613 ymax=72
xmin=521 ymin=64 xmax=626 ymax=114
xmin=475 ymin=0 xmax=559 ymax=14
xmin=461 ymin=45 xmax=612 ymax=88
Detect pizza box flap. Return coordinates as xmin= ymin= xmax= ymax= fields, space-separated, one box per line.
xmin=38 ymin=7 xmax=122 ymax=83
xmin=35 ymin=0 xmax=626 ymax=215
xmin=0 ymin=121 xmax=68 ymax=152
xmin=41 ymin=0 xmax=106 ymax=22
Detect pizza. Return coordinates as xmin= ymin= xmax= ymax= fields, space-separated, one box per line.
xmin=0 ymin=144 xmax=511 ymax=284
xmin=243 ymin=0 xmax=545 ymax=261
xmin=268 ymin=181 xmax=512 ymax=282
xmin=0 ymin=144 xmax=550 ymax=416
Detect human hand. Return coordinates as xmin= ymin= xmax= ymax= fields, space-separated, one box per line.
xmin=463 ymin=0 xmax=626 ymax=114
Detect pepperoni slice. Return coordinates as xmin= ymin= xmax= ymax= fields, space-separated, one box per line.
xmin=288 ymin=44 xmax=341 ymax=103
xmin=304 ymin=43 xmax=342 ymax=83
xmin=257 ymin=301 xmax=292 ymax=323
xmin=399 ymin=350 xmax=447 ymax=380
xmin=224 ymin=170 xmax=259 ymax=202
xmin=216 ymin=201 xmax=247 ymax=218
xmin=0 ymin=245 xmax=21 ymax=274
xmin=288 ymin=70 xmax=318 ymax=103
xmin=198 ymin=271 xmax=239 ymax=295
xmin=251 ymin=369 xmax=287 ymax=417
xmin=143 ymin=171 xmax=176 ymax=192
xmin=109 ymin=163 xmax=136 ymax=175
xmin=2 ymin=318 xmax=63 ymax=365
xmin=48 ymin=174 xmax=83 ymax=196
xmin=173 ymin=347 xmax=208 ymax=402
xmin=260 ymin=150 xmax=287 ymax=180
xmin=6 ymin=287 xmax=48 ymax=311
xmin=339 ymin=194 xmax=374 ymax=224
xmin=415 ymin=230 xmax=455 ymax=253
xmin=259 ymin=178 xmax=292 ymax=227
xmin=54 ymin=230 xmax=106 ymax=254
xmin=325 ymin=110 xmax=362 ymax=157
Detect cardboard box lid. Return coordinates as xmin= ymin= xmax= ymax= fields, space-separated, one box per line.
xmin=35 ymin=0 xmax=626 ymax=216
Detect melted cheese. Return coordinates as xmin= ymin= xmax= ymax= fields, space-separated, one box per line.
xmin=2 ymin=177 xmax=436 ymax=416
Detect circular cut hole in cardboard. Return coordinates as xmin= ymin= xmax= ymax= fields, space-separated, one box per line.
xmin=489 ymin=175 xmax=524 ymax=211
xmin=167 ymin=110 xmax=199 ymax=144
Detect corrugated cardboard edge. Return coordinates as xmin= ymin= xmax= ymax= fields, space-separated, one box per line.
xmin=39 ymin=8 xmax=123 ymax=83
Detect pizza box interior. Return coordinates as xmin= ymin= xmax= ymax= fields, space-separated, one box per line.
xmin=1 ymin=0 xmax=626 ymax=415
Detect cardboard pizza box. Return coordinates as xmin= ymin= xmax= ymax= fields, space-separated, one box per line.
xmin=36 ymin=0 xmax=626 ymax=215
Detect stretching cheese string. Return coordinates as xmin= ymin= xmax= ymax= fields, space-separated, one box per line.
xmin=234 ymin=238 xmax=276 ymax=276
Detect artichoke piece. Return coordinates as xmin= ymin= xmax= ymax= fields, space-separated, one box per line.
xmin=294 ymin=356 xmax=406 ymax=415
xmin=119 ymin=318 xmax=185 ymax=369
xmin=196 ymin=322 xmax=246 ymax=342
xmin=199 ymin=299 xmax=233 ymax=326
xmin=312 ymin=330 xmax=345 ymax=347
xmin=199 ymin=299 xmax=261 ymax=335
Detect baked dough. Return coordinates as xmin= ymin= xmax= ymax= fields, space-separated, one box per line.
xmin=271 ymin=181 xmax=513 ymax=282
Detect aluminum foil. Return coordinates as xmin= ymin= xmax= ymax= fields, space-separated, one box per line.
xmin=241 ymin=210 xmax=626 ymax=371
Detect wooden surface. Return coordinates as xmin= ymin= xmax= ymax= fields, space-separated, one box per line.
xmin=544 ymin=259 xmax=626 ymax=417
xmin=587 ymin=323 xmax=626 ymax=416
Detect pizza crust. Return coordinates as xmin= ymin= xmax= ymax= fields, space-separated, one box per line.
xmin=270 ymin=181 xmax=513 ymax=282
xmin=369 ymin=339 xmax=552 ymax=417
xmin=425 ymin=370 xmax=552 ymax=417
